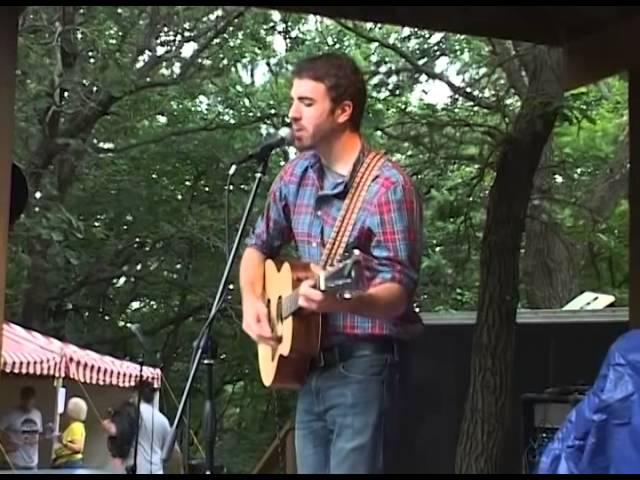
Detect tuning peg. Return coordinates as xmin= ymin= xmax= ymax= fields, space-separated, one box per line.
xmin=341 ymin=248 xmax=360 ymax=262
xmin=338 ymin=290 xmax=354 ymax=301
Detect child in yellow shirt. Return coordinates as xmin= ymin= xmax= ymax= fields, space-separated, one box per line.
xmin=52 ymin=397 xmax=87 ymax=469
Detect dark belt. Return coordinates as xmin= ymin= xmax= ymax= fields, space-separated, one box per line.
xmin=312 ymin=337 xmax=397 ymax=370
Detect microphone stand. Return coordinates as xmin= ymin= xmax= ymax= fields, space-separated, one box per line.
xmin=162 ymin=146 xmax=277 ymax=472
xmin=202 ymin=337 xmax=216 ymax=474
xmin=127 ymin=355 xmax=144 ymax=475
xmin=125 ymin=324 xmax=161 ymax=475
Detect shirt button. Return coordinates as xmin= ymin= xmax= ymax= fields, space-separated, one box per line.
xmin=316 ymin=210 xmax=322 ymax=216
xmin=312 ymin=242 xmax=318 ymax=247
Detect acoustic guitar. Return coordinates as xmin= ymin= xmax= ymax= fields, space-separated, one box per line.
xmin=258 ymin=250 xmax=365 ymax=389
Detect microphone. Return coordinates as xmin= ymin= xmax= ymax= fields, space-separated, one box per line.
xmin=230 ymin=127 xmax=293 ymax=172
xmin=253 ymin=126 xmax=293 ymax=157
xmin=123 ymin=322 xmax=162 ymax=366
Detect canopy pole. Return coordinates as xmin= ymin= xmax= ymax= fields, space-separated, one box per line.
xmin=51 ymin=378 xmax=64 ymax=461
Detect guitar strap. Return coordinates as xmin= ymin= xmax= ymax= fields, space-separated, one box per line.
xmin=320 ymin=146 xmax=386 ymax=269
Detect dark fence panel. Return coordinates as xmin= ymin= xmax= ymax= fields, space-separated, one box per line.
xmin=390 ymin=319 xmax=628 ymax=473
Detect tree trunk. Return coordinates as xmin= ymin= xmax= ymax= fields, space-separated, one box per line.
xmin=20 ymin=239 xmax=51 ymax=328
xmin=454 ymin=45 xmax=565 ymax=473
xmin=19 ymin=7 xmax=80 ymax=331
xmin=522 ymin=205 xmax=579 ymax=308
xmin=522 ymin=141 xmax=579 ymax=308
xmin=522 ymin=127 xmax=629 ymax=308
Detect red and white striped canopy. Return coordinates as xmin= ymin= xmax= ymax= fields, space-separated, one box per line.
xmin=1 ymin=322 xmax=161 ymax=388
xmin=1 ymin=321 xmax=63 ymax=377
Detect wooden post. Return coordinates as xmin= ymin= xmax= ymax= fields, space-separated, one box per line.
xmin=251 ymin=418 xmax=296 ymax=474
xmin=630 ymin=69 xmax=640 ymax=329
xmin=0 ymin=7 xmax=20 ymax=367
xmin=285 ymin=425 xmax=297 ymax=474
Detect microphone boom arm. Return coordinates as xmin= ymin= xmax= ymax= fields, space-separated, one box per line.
xmin=231 ymin=127 xmax=292 ymax=169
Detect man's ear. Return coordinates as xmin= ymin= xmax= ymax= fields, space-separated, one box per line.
xmin=333 ymin=100 xmax=353 ymax=126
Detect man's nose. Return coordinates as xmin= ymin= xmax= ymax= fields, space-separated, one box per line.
xmin=288 ymin=104 xmax=300 ymax=121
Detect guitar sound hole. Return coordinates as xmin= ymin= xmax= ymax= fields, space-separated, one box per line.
xmin=266 ymin=298 xmax=273 ymax=329
xmin=269 ymin=297 xmax=282 ymax=360
xmin=276 ymin=296 xmax=283 ymax=324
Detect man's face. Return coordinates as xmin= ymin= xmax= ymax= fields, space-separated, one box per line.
xmin=288 ymin=78 xmax=352 ymax=151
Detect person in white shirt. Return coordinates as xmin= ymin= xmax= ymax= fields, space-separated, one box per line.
xmin=0 ymin=386 xmax=43 ymax=470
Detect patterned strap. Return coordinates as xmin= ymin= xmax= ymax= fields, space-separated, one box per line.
xmin=320 ymin=149 xmax=385 ymax=269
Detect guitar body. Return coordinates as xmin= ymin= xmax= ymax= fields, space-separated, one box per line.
xmin=258 ymin=258 xmax=322 ymax=389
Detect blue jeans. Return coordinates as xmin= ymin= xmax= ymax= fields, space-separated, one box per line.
xmin=294 ymin=341 xmax=400 ymax=474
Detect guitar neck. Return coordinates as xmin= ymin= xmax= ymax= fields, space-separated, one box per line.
xmin=282 ymin=288 xmax=301 ymax=319
xmin=282 ymin=273 xmax=322 ymax=318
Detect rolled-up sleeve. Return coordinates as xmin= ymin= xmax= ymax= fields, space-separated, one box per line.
xmin=244 ymin=170 xmax=293 ymax=258
xmin=368 ymin=179 xmax=423 ymax=294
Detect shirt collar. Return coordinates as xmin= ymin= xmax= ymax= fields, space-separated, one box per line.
xmin=309 ymin=142 xmax=381 ymax=195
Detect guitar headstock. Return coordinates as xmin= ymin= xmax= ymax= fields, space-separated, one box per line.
xmin=318 ymin=249 xmax=365 ymax=300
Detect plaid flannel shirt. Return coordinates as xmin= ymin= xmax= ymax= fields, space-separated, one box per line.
xmin=244 ymin=148 xmax=423 ymax=341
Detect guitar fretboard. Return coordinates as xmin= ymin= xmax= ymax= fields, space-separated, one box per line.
xmin=282 ymin=288 xmax=300 ymax=319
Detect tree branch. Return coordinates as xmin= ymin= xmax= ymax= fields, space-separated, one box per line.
xmin=583 ymin=126 xmax=629 ymax=223
xmin=487 ymin=39 xmax=528 ymax=99
xmin=381 ymin=117 xmax=503 ymax=141
xmin=511 ymin=41 xmax=539 ymax=79
xmin=91 ymin=113 xmax=276 ymax=155
xmin=47 ymin=237 xmax=167 ymax=302
xmin=85 ymin=302 xmax=209 ymax=347
xmin=132 ymin=6 xmax=161 ymax=71
xmin=134 ymin=7 xmax=246 ymax=82
xmin=176 ymin=8 xmax=246 ymax=81
xmin=335 ymin=20 xmax=499 ymax=111
xmin=59 ymin=90 xmax=119 ymax=140
xmin=61 ymin=8 xmax=247 ymax=146
xmin=375 ymin=125 xmax=432 ymax=152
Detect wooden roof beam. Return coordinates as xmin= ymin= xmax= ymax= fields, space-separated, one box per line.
xmin=262 ymin=6 xmax=640 ymax=46
xmin=562 ymin=15 xmax=640 ymax=91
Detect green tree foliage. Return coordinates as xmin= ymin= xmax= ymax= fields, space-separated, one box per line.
xmin=7 ymin=6 xmax=628 ymax=473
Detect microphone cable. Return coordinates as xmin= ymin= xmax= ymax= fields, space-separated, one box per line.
xmin=225 ymin=165 xmax=234 ymax=261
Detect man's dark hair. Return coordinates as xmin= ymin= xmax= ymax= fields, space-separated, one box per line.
xmin=138 ymin=380 xmax=156 ymax=404
xmin=292 ymin=52 xmax=367 ymax=131
xmin=107 ymin=400 xmax=138 ymax=460
xmin=20 ymin=386 xmax=35 ymax=401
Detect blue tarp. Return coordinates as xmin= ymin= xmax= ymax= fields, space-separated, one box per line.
xmin=536 ymin=329 xmax=640 ymax=474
